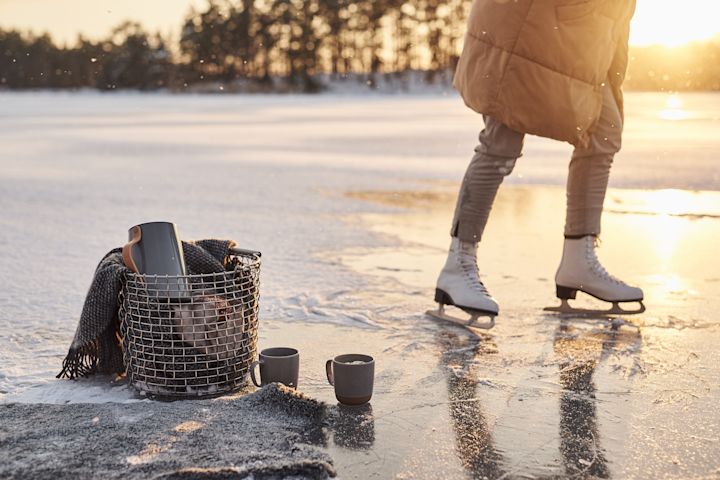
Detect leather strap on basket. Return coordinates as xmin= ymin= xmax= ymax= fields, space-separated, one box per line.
xmin=122 ymin=226 xmax=142 ymax=273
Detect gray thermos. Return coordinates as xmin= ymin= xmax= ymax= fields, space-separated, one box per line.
xmin=122 ymin=221 xmax=191 ymax=300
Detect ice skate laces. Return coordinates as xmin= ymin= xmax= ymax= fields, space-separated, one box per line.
xmin=458 ymin=243 xmax=490 ymax=294
xmin=585 ymin=237 xmax=624 ymax=285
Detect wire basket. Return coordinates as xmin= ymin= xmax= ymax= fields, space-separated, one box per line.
xmin=119 ymin=248 xmax=261 ymax=399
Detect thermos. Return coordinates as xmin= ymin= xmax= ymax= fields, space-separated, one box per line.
xmin=122 ymin=221 xmax=191 ymax=300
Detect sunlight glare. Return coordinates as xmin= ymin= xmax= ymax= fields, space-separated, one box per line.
xmin=647 ymin=189 xmax=691 ymax=216
xmin=651 ymin=214 xmax=680 ymax=263
xmin=659 ymin=94 xmax=690 ymax=121
xmin=644 ymin=273 xmax=688 ymax=299
xmin=666 ymin=95 xmax=682 ymax=110
xmin=631 ymin=0 xmax=720 ymax=46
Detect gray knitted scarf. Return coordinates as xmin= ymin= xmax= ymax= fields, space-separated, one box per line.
xmin=57 ymin=239 xmax=236 ymax=379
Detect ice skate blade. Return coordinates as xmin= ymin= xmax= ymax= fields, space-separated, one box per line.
xmin=426 ymin=304 xmax=496 ymax=331
xmin=544 ymin=299 xmax=646 ymax=317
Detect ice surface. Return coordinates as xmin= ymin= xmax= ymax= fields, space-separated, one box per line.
xmin=333 ymin=184 xmax=720 ymax=479
xmin=0 ymin=91 xmax=718 ymax=412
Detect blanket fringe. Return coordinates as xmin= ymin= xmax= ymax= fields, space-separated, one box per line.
xmin=56 ymin=345 xmax=100 ymax=380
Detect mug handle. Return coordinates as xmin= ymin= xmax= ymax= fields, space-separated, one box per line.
xmin=250 ymin=360 xmax=263 ymax=387
xmin=122 ymin=226 xmax=142 ymax=273
xmin=325 ymin=359 xmax=334 ymax=386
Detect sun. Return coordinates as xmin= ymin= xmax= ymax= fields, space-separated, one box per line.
xmin=631 ymin=0 xmax=720 ymax=46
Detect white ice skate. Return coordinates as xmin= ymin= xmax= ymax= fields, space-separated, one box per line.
xmin=544 ymin=236 xmax=645 ymax=316
xmin=427 ymin=238 xmax=497 ymax=330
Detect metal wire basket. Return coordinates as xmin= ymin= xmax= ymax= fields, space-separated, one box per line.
xmin=119 ymin=248 xmax=261 ymax=399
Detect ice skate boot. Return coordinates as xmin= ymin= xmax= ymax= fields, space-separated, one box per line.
xmin=427 ymin=238 xmax=497 ymax=330
xmin=545 ymin=236 xmax=645 ymax=316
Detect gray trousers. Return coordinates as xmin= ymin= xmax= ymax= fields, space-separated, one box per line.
xmin=451 ymin=82 xmax=623 ymax=242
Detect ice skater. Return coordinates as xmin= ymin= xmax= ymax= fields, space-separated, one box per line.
xmin=430 ymin=0 xmax=645 ymax=327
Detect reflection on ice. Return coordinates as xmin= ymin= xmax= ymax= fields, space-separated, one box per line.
xmin=436 ymin=331 xmax=505 ymax=478
xmin=659 ymin=94 xmax=690 ymax=121
xmin=555 ymin=327 xmax=610 ymax=478
xmin=428 ymin=311 xmax=646 ymax=478
xmin=554 ymin=322 xmax=642 ymax=478
xmin=331 ymin=403 xmax=375 ymax=450
xmin=644 ymin=273 xmax=690 ymax=303
xmin=606 ymin=189 xmax=720 ymax=218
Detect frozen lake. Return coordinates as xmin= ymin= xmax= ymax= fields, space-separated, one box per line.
xmin=0 ymin=91 xmax=719 ymax=478
xmin=2 ymin=90 xmax=718 ymax=190
xmin=1 ymin=90 xmax=718 ymax=399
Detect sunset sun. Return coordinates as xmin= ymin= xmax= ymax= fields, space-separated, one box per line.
xmin=631 ymin=0 xmax=720 ymax=46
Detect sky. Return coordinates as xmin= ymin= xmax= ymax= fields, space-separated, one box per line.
xmin=0 ymin=0 xmax=719 ymax=47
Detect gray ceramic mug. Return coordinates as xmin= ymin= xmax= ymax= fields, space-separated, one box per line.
xmin=122 ymin=221 xmax=190 ymax=300
xmin=326 ymin=354 xmax=375 ymax=406
xmin=251 ymin=347 xmax=300 ymax=389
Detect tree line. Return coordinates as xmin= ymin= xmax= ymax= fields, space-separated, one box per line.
xmin=0 ymin=22 xmax=172 ymax=90
xmin=1 ymin=0 xmax=719 ymax=92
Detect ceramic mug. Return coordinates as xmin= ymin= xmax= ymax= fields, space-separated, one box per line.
xmin=326 ymin=354 xmax=375 ymax=406
xmin=251 ymin=347 xmax=300 ymax=389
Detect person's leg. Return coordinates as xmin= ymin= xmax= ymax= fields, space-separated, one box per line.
xmin=564 ymin=83 xmax=621 ymax=238
xmin=435 ymin=117 xmax=524 ymax=317
xmin=451 ymin=115 xmax=525 ymax=242
xmin=554 ymin=83 xmax=644 ymax=309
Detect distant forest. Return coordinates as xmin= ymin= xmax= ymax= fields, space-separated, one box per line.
xmin=1 ymin=0 xmax=719 ymax=92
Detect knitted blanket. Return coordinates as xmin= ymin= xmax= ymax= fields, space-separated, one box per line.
xmin=57 ymin=239 xmax=236 ymax=379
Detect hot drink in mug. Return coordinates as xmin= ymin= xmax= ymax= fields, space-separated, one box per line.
xmin=326 ymin=354 xmax=375 ymax=406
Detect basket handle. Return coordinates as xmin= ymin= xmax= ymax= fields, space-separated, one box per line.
xmin=230 ymin=247 xmax=262 ymax=258
xmin=122 ymin=226 xmax=142 ymax=273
